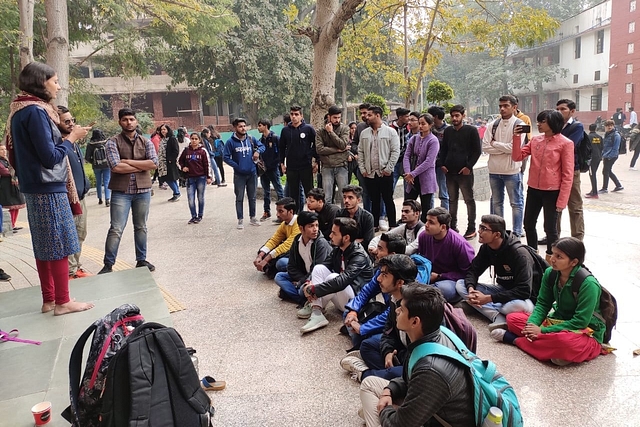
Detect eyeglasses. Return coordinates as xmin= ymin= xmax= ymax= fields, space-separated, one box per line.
xmin=64 ymin=118 xmax=76 ymax=125
xmin=478 ymin=225 xmax=493 ymax=233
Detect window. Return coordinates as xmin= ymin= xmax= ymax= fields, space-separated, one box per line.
xmin=628 ymin=63 xmax=634 ymax=74
xmin=626 ymin=102 xmax=632 ymax=112
xmin=626 ymin=83 xmax=634 ymax=93
xmin=632 ymin=1 xmax=637 ymax=12
xmin=630 ymin=22 xmax=636 ymax=33
xmin=596 ymin=30 xmax=605 ymax=54
xmin=575 ymin=37 xmax=581 ymax=58
xmin=573 ymin=74 xmax=579 ymax=84
xmin=575 ymin=90 xmax=580 ymax=110
xmin=595 ymin=70 xmax=601 ymax=81
xmin=591 ymin=88 xmax=602 ymax=111
xmin=629 ymin=43 xmax=635 ymax=54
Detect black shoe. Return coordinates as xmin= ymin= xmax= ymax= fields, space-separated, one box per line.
xmin=13 ymin=226 xmax=23 ymax=231
xmin=194 ymin=217 xmax=202 ymax=224
xmin=612 ymin=186 xmax=624 ymax=192
xmin=98 ymin=264 xmax=113 ymax=275
xmin=99 ymin=199 xmax=103 ymax=205
xmin=188 ymin=217 xmax=197 ymax=224
xmin=136 ymin=260 xmax=156 ymax=272
xmin=538 ymin=236 xmax=548 ymax=245
xmin=105 ymin=199 xmax=110 ymax=207
xmin=0 ymin=269 xmax=11 ymax=281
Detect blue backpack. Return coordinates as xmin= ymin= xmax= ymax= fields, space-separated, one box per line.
xmin=410 ymin=254 xmax=432 ymax=284
xmin=408 ymin=326 xmax=523 ymax=427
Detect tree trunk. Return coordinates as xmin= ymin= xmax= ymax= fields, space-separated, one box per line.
xmin=45 ymin=0 xmax=70 ymax=106
xmin=308 ymin=0 xmax=364 ymax=128
xmin=341 ymin=72 xmax=348 ymax=117
xmin=18 ymin=0 xmax=34 ymax=69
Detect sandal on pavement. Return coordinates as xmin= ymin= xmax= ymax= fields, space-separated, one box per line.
xmin=201 ymin=375 xmax=226 ymax=391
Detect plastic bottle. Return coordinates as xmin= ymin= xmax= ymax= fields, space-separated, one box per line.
xmin=482 ymin=407 xmax=503 ymax=427
xmin=186 ymin=347 xmax=199 ymax=376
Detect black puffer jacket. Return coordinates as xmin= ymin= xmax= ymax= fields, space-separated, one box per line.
xmin=464 ymin=232 xmax=534 ymax=303
xmin=316 ymin=242 xmax=373 ymax=297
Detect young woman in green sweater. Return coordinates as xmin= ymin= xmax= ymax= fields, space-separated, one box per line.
xmin=491 ymin=237 xmax=606 ymax=365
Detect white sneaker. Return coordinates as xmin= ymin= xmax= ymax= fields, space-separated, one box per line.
xmin=490 ymin=329 xmax=506 ymax=342
xmin=379 ymin=218 xmax=389 ymax=232
xmin=249 ymin=217 xmax=261 ymax=226
xmin=237 ymin=219 xmax=244 ymax=230
xmin=340 ymin=356 xmax=369 ymax=382
xmin=630 ymin=167 xmax=638 ymax=171
xmin=300 ymin=313 xmax=329 ymax=334
xmin=297 ymin=302 xmax=313 ymax=319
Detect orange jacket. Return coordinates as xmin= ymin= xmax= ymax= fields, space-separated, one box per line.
xmin=512 ymin=133 xmax=574 ymax=210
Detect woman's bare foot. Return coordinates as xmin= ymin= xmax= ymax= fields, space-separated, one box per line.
xmin=54 ymin=300 xmax=95 ymax=316
xmin=41 ymin=301 xmax=55 ymax=313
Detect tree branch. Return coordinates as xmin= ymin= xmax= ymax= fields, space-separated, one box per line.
xmin=328 ymin=0 xmax=366 ymax=41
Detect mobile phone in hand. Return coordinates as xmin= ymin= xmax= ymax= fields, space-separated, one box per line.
xmin=519 ymin=124 xmax=531 ymax=133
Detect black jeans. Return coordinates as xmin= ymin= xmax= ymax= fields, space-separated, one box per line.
xmin=446 ymin=173 xmax=476 ymax=232
xmin=588 ymin=156 xmax=601 ymax=194
xmin=287 ymin=167 xmax=313 ymax=213
xmin=630 ymin=150 xmax=640 ymax=168
xmin=365 ymin=174 xmax=396 ymax=227
xmin=405 ymin=185 xmax=433 ymax=223
xmin=524 ymin=187 xmax=559 ymax=255
xmin=601 ymin=158 xmax=621 ymax=189
xmin=214 ymin=156 xmax=225 ymax=182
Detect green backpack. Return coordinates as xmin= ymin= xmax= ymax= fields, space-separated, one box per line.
xmin=408 ymin=326 xmax=524 ymax=427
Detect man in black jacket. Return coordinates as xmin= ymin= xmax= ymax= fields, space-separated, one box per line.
xmin=299 ymin=217 xmax=373 ymax=334
xmin=360 ymin=283 xmax=475 ymax=427
xmin=306 ymin=187 xmax=340 ymax=240
xmin=438 ymin=104 xmax=481 ymax=239
xmin=274 ymin=211 xmax=332 ymax=305
xmin=335 ymin=185 xmax=375 ymax=249
xmin=456 ymin=214 xmax=535 ymax=330
xmin=257 ymin=119 xmax=284 ymax=221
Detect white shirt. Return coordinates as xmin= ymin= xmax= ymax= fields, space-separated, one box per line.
xmin=298 ymin=237 xmax=314 ymax=274
xmin=630 ymin=111 xmax=638 ymax=126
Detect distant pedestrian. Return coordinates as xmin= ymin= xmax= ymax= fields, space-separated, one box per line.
xmin=201 ymin=127 xmax=225 ymax=187
xmin=208 ymin=125 xmax=226 ymax=184
xmin=179 ymin=132 xmax=212 ymax=224
xmin=85 ymin=129 xmax=111 ymax=206
xmin=0 ymin=145 xmax=26 ymax=232
xmin=599 ymin=120 xmax=623 ymax=193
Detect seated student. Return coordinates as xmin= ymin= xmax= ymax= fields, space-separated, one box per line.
xmin=456 ymin=214 xmax=535 ymax=330
xmin=306 ymin=187 xmax=340 ymax=240
xmin=344 ymin=234 xmax=407 ymax=349
xmin=417 ymin=207 xmax=475 ymax=303
xmin=299 ymin=217 xmax=374 ymax=334
xmin=253 ymin=197 xmax=301 ymax=278
xmin=359 ymin=283 xmax=475 ymax=427
xmin=335 ymin=185 xmax=375 ymax=249
xmin=274 ymin=211 xmax=332 ymax=305
xmin=342 ymin=254 xmax=477 ymax=382
xmin=368 ymin=199 xmax=424 ymax=256
xmin=492 ymin=237 xmax=607 ymax=366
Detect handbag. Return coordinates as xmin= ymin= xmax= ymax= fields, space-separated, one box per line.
xmin=251 ymin=140 xmax=267 ymax=177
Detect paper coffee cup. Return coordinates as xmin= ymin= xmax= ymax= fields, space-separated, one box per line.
xmin=31 ymin=401 xmax=52 ymax=426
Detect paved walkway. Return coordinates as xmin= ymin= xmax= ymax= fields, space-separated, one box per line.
xmin=1 ymin=157 xmax=640 ymax=426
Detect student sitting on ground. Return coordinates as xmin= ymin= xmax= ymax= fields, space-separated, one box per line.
xmin=492 ymin=237 xmax=608 ymax=366
xmin=417 ymin=207 xmax=475 ymax=303
xmin=253 ymin=197 xmax=300 ymax=278
xmin=344 ymin=234 xmax=407 ymax=349
xmin=274 ymin=211 xmax=332 ymax=305
xmin=306 ymin=187 xmax=340 ymax=240
xmin=368 ymin=199 xmax=424 ymax=256
xmin=359 ymin=283 xmax=475 ymax=427
xmin=457 ymin=214 xmax=536 ymax=331
xmin=335 ymin=185 xmax=375 ymax=249
xmin=298 ymin=217 xmax=373 ymax=334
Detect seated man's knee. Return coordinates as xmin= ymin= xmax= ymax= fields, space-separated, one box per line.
xmin=455 ymin=279 xmax=468 ymax=297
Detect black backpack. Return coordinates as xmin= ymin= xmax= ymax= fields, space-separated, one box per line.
xmin=549 ymin=267 xmax=618 ymax=343
xmin=517 ymin=243 xmax=550 ymax=303
xmin=100 ymin=322 xmax=215 ymax=427
xmin=617 ymin=131 xmax=627 ymax=155
xmin=565 ymin=122 xmax=592 ymax=172
xmin=92 ymin=142 xmax=109 ymax=168
xmin=62 ymin=304 xmax=145 ymax=427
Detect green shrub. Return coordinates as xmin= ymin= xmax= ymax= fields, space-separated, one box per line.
xmin=84 ymin=163 xmax=96 ymax=188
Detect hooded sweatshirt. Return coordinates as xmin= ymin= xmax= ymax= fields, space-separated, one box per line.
xmin=223 ymin=133 xmax=265 ymax=175
xmin=179 ymin=144 xmax=211 ymax=178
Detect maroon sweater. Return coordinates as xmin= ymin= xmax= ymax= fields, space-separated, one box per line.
xmin=179 ymin=145 xmax=211 ymax=178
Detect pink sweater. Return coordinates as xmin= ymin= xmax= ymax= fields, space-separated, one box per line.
xmin=512 ymin=133 xmax=574 ymax=210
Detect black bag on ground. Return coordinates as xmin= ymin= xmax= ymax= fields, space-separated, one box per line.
xmin=62 ymin=304 xmax=145 ymax=427
xmin=99 ymin=322 xmax=215 ymax=427
xmin=518 ymin=243 xmax=550 ymax=303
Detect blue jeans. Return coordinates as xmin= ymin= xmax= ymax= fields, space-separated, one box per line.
xmin=187 ymin=176 xmax=207 ymax=218
xmin=356 ymin=168 xmax=372 ymax=212
xmin=104 ymin=191 xmax=151 ymax=265
xmin=93 ymin=167 xmax=111 ymax=201
xmin=322 ymin=166 xmax=349 ymax=206
xmin=274 ymin=271 xmax=306 ymax=304
xmin=430 ymin=279 xmax=460 ymax=303
xmin=167 ymin=180 xmax=180 ymax=196
xmin=455 ymin=279 xmax=534 ymax=322
xmin=359 ymin=334 xmax=404 ymax=380
xmin=430 ymin=168 xmax=450 ymax=210
xmin=233 ymin=172 xmax=257 ymax=220
xmin=489 ymin=173 xmax=524 ymax=236
xmin=260 ymin=169 xmax=284 ymax=214
xmin=209 ymin=156 xmax=222 ymax=184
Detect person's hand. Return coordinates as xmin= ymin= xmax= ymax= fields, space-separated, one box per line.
xmin=350 ymin=320 xmax=361 ymax=334
xmin=459 ymin=167 xmax=471 ymax=175
xmin=430 ymin=272 xmax=440 ymax=283
xmin=404 ymin=173 xmax=414 ymax=184
xmin=468 ymin=290 xmax=491 ymax=306
xmin=382 ymin=170 xmax=392 ymax=176
xmin=556 ymin=207 xmax=563 ymax=213
xmin=182 ymin=167 xmax=189 ymax=172
xmin=441 ymin=166 xmax=448 ymax=173
xmin=257 ymin=259 xmax=268 ymax=271
xmin=376 ymin=394 xmax=393 ymax=413
xmin=522 ymin=323 xmax=541 ymax=341
xmin=348 ymin=155 xmax=353 ymax=162
xmin=514 ymin=125 xmax=524 ymax=135
xmin=344 ymin=311 xmax=358 ymax=325
xmin=253 ymin=256 xmax=262 ymax=269
xmin=384 ymin=350 xmax=397 ymax=369
xmin=207 ymin=178 xmax=212 ymax=185
xmin=281 ymin=164 xmax=287 ymax=174
xmin=312 ymin=163 xmax=318 ymax=173
xmin=325 ymin=123 xmax=333 ymax=133
xmin=68 ymin=125 xmax=91 ymax=143
xmin=252 ymin=152 xmax=259 ymax=161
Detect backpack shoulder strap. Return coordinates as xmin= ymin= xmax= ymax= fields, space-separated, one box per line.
xmin=570 ymin=267 xmax=593 ymax=299
xmin=491 ymin=119 xmax=500 ymax=140
xmin=407 ymin=326 xmax=471 ymax=379
xmin=62 ymin=323 xmax=98 ymax=424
